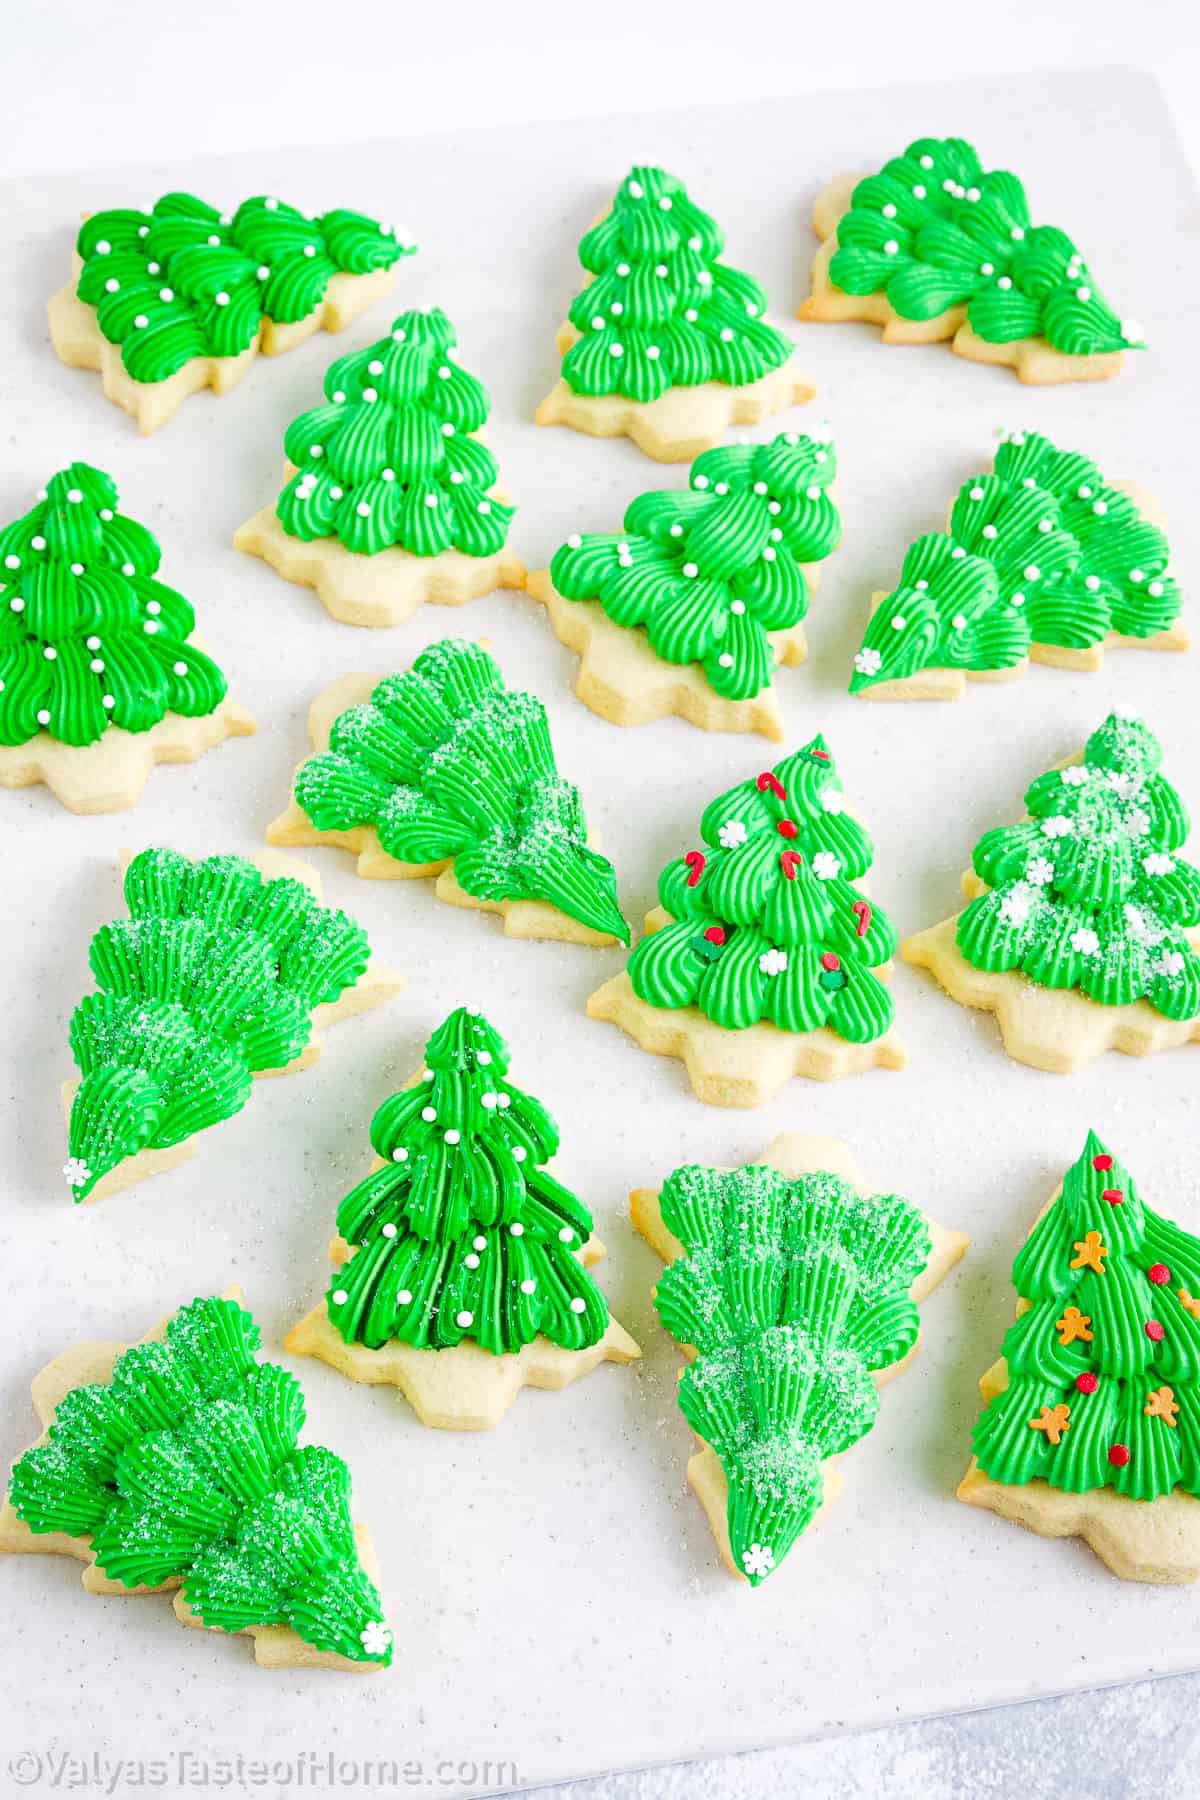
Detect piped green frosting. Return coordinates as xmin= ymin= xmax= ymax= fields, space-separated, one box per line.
xmin=827 ymin=136 xmax=1142 ymax=357
xmin=0 ymin=463 xmax=226 ymax=746
xmin=559 ymin=164 xmax=795 ymax=400
xmin=328 ymin=1007 xmax=608 ymax=1357
xmin=850 ymin=430 xmax=1181 ymax=692
xmin=276 ymin=306 xmax=514 ymax=559
xmin=626 ymin=735 xmax=896 ymax=1039
xmin=291 ymin=639 xmax=628 ymax=944
xmin=549 ymin=430 xmax=839 ymax=702
xmin=974 ymin=1132 xmax=1200 ymax=1504
xmin=64 ymin=849 xmax=374 ymax=1201
xmin=655 ymin=1161 xmax=930 ymax=1584
xmin=955 ymin=711 xmax=1200 ymax=1017
xmin=7 ymin=1295 xmax=391 ymax=1664
xmin=76 ymin=192 xmax=413 ymax=385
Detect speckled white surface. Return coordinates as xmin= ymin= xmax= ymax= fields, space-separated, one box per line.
xmin=1 ymin=66 xmax=1198 ymax=1800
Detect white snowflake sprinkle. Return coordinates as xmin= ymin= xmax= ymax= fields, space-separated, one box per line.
xmin=1040 ymin=816 xmax=1073 ymax=839
xmin=718 ymin=819 xmax=749 ymax=850
xmin=812 ymin=851 xmax=841 ymax=881
xmin=759 ymin=948 xmax=788 ymax=977
xmin=1070 ymin=928 xmax=1100 ymax=957
xmin=360 ymin=1620 xmax=392 ymax=1657
xmin=1025 ymin=857 xmax=1055 ymax=887
xmin=1157 ymin=950 xmax=1186 ymax=980
xmin=1060 ymin=766 xmax=1090 ymax=786
xmin=742 ymin=1543 xmax=775 ymax=1579
xmin=62 ymin=1157 xmax=92 ymax=1189
xmin=854 ymin=647 xmax=883 ymax=677
xmin=1143 ymin=852 xmax=1175 ymax=876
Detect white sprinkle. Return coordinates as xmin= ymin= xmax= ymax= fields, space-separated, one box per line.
xmin=456 ymin=1311 xmax=474 ymax=1328
xmin=332 ymin=1289 xmax=348 ymax=1305
xmin=570 ymin=1297 xmax=587 ymax=1314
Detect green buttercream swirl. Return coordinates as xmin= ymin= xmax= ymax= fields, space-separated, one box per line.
xmin=0 ymin=463 xmax=227 ymax=747
xmin=291 ymin=640 xmax=628 ymax=944
xmin=626 ymin=734 xmax=896 ymax=1039
xmin=954 ymin=711 xmax=1200 ymax=1018
xmin=65 ymin=849 xmax=373 ymax=1201
xmin=559 ymin=164 xmax=795 ymax=399
xmin=276 ymin=307 xmax=514 ymax=559
xmin=827 ymin=136 xmax=1142 ymax=357
xmin=327 ymin=1006 xmax=608 ymax=1358
xmin=973 ymin=1131 xmax=1200 ymax=1503
xmin=549 ymin=431 xmax=839 ymax=701
xmin=850 ymin=429 xmax=1181 ymax=691
xmin=7 ymin=1295 xmax=391 ymax=1664
xmin=655 ymin=1162 xmax=929 ymax=1584
xmin=76 ymin=192 xmax=413 ymax=385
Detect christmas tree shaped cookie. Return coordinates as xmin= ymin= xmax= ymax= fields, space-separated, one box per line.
xmin=287 ymin=1007 xmax=640 ymax=1430
xmin=903 ymin=711 xmax=1200 ymax=1072
xmin=526 ymin=429 xmax=840 ymax=738
xmin=0 ymin=463 xmax=254 ymax=811
xmin=633 ymin=1133 xmax=968 ymax=1584
xmin=0 ymin=1293 xmax=393 ymax=1667
xmin=588 ymin=736 xmax=905 ymax=1104
xmin=799 ymin=135 xmax=1143 ymax=384
xmin=267 ymin=639 xmax=628 ymax=946
xmin=536 ymin=165 xmax=815 ymax=461
xmin=62 ymin=847 xmax=403 ymax=1204
xmin=235 ymin=307 xmax=525 ymax=627
xmin=52 ymin=190 xmax=413 ymax=432
xmin=960 ymin=1133 xmax=1200 ymax=1583
xmin=849 ymin=431 xmax=1186 ymax=701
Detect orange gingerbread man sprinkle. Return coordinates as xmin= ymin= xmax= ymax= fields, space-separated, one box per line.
xmin=1069 ymin=1231 xmax=1108 ymax=1275
xmin=1179 ymin=1288 xmax=1200 ymax=1320
xmin=1028 ymin=1402 xmax=1071 ymax=1445
xmin=1056 ymin=1305 xmax=1093 ymax=1347
xmin=1144 ymin=1386 xmax=1180 ymax=1426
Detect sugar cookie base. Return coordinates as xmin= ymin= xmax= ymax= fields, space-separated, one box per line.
xmin=0 ymin=692 xmax=256 ymax=813
xmin=536 ymin=320 xmax=816 ymax=462
xmin=523 ymin=567 xmax=809 ymax=740
xmin=266 ymin=670 xmax=624 ymax=946
xmin=61 ymin=847 xmax=403 ymax=1203
xmin=958 ymin=1199 xmax=1200 ymax=1583
xmin=234 ymin=468 xmax=526 ymax=628
xmin=0 ymin=1288 xmax=386 ymax=1668
xmin=287 ymin=1202 xmax=640 ymax=1430
xmin=588 ymin=904 xmax=906 ymax=1106
xmin=798 ymin=175 xmax=1126 ymax=386
xmin=49 ymin=257 xmax=397 ymax=434
xmin=853 ymin=483 xmax=1187 ymax=701
xmin=633 ymin=1132 xmax=969 ymax=1582
xmin=902 ymin=863 xmax=1200 ymax=1073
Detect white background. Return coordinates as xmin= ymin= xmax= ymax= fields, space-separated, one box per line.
xmin=3 ymin=8 xmax=1200 ymax=1799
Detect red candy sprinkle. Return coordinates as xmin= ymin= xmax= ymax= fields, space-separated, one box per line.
xmin=1146 ymin=1320 xmax=1165 ymax=1342
xmin=1075 ymin=1373 xmax=1099 ymax=1394
xmin=779 ymin=850 xmax=802 ymax=881
xmin=1148 ymin=1264 xmax=1171 ymax=1286
xmin=810 ymin=748 xmax=830 ymax=761
xmin=777 ymin=819 xmax=799 ymax=839
xmin=1102 ymin=1187 xmax=1125 ymax=1205
xmin=684 ymin=849 xmax=706 ymax=887
xmin=756 ymin=771 xmax=786 ymax=801
xmin=820 ymin=952 xmax=841 ymax=972
xmin=852 ymin=899 xmax=872 ymax=938
xmin=703 ymin=927 xmax=726 ymax=945
xmin=1108 ymin=1444 xmax=1131 ymax=1467
xmin=1092 ymin=1154 xmax=1113 ymax=1172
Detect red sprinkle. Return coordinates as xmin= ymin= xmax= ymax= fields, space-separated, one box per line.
xmin=1092 ymin=1154 xmax=1113 ymax=1172
xmin=809 ymin=748 xmax=830 ymax=761
xmin=777 ymin=819 xmax=799 ymax=839
xmin=1148 ymin=1264 xmax=1171 ymax=1286
xmin=1075 ymin=1373 xmax=1099 ymax=1394
xmin=1146 ymin=1319 xmax=1165 ymax=1342
xmin=703 ymin=926 xmax=726 ymax=946
xmin=852 ymin=899 xmax=872 ymax=938
xmin=820 ymin=952 xmax=841 ymax=972
xmin=1108 ymin=1444 xmax=1131 ymax=1468
xmin=756 ymin=771 xmax=786 ymax=801
xmin=1102 ymin=1188 xmax=1125 ymax=1205
xmin=779 ymin=851 xmax=802 ymax=881
xmin=684 ymin=849 xmax=706 ymax=887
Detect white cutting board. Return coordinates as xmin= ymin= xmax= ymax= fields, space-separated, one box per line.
xmin=1 ymin=64 xmax=1197 ymax=1800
